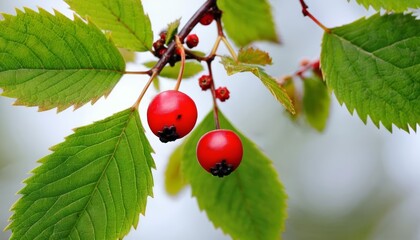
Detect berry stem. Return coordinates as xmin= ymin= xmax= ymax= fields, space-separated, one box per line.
xmin=174 ymin=36 xmax=186 ymax=91
xmin=221 ymin=37 xmax=238 ymax=61
xmin=298 ymin=0 xmax=331 ymax=33
xmin=206 ymin=61 xmax=221 ymax=129
xmin=132 ymin=70 xmax=159 ymax=109
xmin=295 ymin=58 xmax=319 ymax=78
xmin=214 ymin=15 xmax=238 ymax=61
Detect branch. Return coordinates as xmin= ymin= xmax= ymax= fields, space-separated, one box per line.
xmin=151 ymin=0 xmax=217 ymax=73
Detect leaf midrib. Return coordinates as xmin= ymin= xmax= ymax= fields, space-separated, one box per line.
xmin=67 ymin=109 xmax=136 ymax=238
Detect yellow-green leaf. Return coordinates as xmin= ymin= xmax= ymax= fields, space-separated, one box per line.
xmin=221 ymin=57 xmax=295 ymax=114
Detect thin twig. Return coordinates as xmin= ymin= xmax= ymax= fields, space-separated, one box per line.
xmin=298 ymin=0 xmax=331 ymax=33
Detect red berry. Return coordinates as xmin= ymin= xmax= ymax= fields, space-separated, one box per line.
xmin=147 ymin=90 xmax=198 ymax=143
xmin=198 ymin=75 xmax=212 ymax=91
xmin=200 ymin=12 xmax=214 ymax=26
xmin=215 ymin=87 xmax=230 ymax=102
xmin=196 ymin=129 xmax=243 ymax=177
xmin=186 ymin=34 xmax=199 ymax=48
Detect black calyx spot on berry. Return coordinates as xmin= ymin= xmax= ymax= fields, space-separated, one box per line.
xmin=210 ymin=160 xmax=234 ymax=177
xmin=157 ymin=125 xmax=179 ymax=143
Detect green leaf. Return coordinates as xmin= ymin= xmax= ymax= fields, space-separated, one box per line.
xmin=221 ymin=57 xmax=295 ymax=114
xmin=65 ymin=0 xmax=153 ymax=52
xmin=181 ymin=110 xmax=287 ymax=240
xmin=119 ymin=48 xmax=136 ymax=63
xmin=144 ymin=61 xmax=204 ymax=79
xmin=238 ymin=47 xmax=272 ymax=66
xmin=0 ymin=8 xmax=125 ymax=112
xmin=218 ymin=0 xmax=279 ymax=46
xmin=303 ymin=76 xmax=331 ymax=131
xmin=6 ymin=108 xmax=155 ymax=239
xmin=321 ymin=13 xmax=420 ymax=131
xmin=165 ymin=18 xmax=181 ymax=45
xmin=353 ymin=0 xmax=420 ymax=12
xmin=165 ymin=141 xmax=188 ymax=196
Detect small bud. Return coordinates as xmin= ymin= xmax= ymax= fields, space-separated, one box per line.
xmin=215 ymin=87 xmax=230 ymax=102
xmin=198 ymin=75 xmax=213 ymax=91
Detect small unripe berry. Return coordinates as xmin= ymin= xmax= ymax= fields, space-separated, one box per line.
xmin=200 ymin=12 xmax=214 ymax=26
xmin=215 ymin=87 xmax=230 ymax=102
xmin=196 ymin=129 xmax=243 ymax=177
xmin=186 ymin=34 xmax=199 ymax=48
xmin=198 ymin=75 xmax=212 ymax=91
xmin=147 ymin=90 xmax=198 ymax=143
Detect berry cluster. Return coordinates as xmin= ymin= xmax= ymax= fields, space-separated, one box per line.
xmin=152 ymin=31 xmax=200 ymax=66
xmin=146 ymin=10 xmax=242 ymax=177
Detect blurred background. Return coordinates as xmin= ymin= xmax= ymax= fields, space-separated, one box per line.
xmin=1 ymin=0 xmax=420 ymax=239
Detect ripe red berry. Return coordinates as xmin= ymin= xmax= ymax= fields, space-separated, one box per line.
xmin=147 ymin=90 xmax=198 ymax=143
xmin=186 ymin=34 xmax=199 ymax=48
xmin=198 ymin=75 xmax=212 ymax=91
xmin=215 ymin=87 xmax=230 ymax=102
xmin=196 ymin=129 xmax=243 ymax=177
xmin=200 ymin=12 xmax=214 ymax=26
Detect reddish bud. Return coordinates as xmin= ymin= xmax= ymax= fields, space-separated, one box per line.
xmin=157 ymin=47 xmax=167 ymax=57
xmin=159 ymin=31 xmax=167 ymax=41
xmin=153 ymin=39 xmax=165 ymax=51
xmin=215 ymin=87 xmax=230 ymax=102
xmin=198 ymin=75 xmax=213 ymax=91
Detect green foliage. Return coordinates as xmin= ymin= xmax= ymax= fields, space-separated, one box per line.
xmin=180 ymin=111 xmax=287 ymax=240
xmin=237 ymin=47 xmax=272 ymax=66
xmin=321 ymin=13 xmax=420 ymax=131
xmin=6 ymin=108 xmax=155 ymax=239
xmin=303 ymin=76 xmax=331 ymax=131
xmin=65 ymin=0 xmax=153 ymax=52
xmin=144 ymin=61 xmax=204 ymax=79
xmin=0 ymin=8 xmax=125 ymax=112
xmin=217 ymin=0 xmax=279 ymax=46
xmin=221 ymin=56 xmax=295 ymax=114
xmin=165 ymin=141 xmax=188 ymax=196
xmin=165 ymin=19 xmax=181 ymax=45
xmin=353 ymin=0 xmax=420 ymax=12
